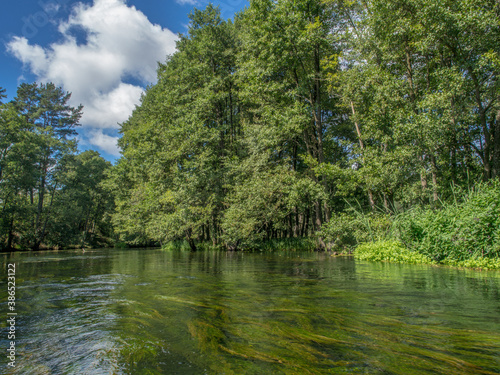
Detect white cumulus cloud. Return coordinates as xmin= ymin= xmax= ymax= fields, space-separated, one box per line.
xmin=83 ymin=83 xmax=144 ymax=128
xmin=7 ymin=0 xmax=178 ymax=155
xmin=89 ymin=130 xmax=121 ymax=156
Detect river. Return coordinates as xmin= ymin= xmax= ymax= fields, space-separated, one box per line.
xmin=1 ymin=248 xmax=499 ymax=374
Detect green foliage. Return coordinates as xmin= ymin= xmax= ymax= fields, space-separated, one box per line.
xmin=111 ymin=5 xmax=241 ymax=250
xmin=349 ymin=182 xmax=500 ymax=269
xmin=221 ymin=167 xmax=293 ymax=245
xmin=246 ymin=237 xmax=317 ymax=252
xmin=221 ymin=164 xmax=326 ymax=247
xmin=332 ymin=0 xmax=500 ymax=207
xmin=443 ymin=257 xmax=500 ymax=271
xmin=46 ymin=151 xmax=114 ymax=248
xmin=394 ymin=181 xmax=500 ymax=263
xmin=318 ymin=212 xmax=358 ymax=251
xmin=319 ymin=210 xmax=392 ymax=251
xmin=355 ymin=240 xmax=435 ymax=265
xmin=0 ymin=83 xmax=114 ymax=250
xmin=108 ymin=0 xmax=500 ymax=257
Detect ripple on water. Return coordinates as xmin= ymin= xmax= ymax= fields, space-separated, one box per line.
xmin=1 ymin=249 xmax=499 ymax=375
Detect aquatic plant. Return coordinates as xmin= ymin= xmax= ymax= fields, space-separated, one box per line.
xmin=354 ymin=240 xmax=435 ymax=265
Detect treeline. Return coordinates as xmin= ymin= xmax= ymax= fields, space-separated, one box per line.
xmin=2 ymin=0 xmax=499 ymax=253
xmin=109 ymin=0 xmax=500 ymax=251
xmin=0 ymin=83 xmax=114 ymax=250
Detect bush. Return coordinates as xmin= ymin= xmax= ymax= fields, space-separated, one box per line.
xmin=319 ymin=211 xmax=392 ymax=251
xmin=318 ymin=212 xmax=358 ymax=251
xmin=443 ymin=257 xmax=500 ymax=270
xmin=393 ymin=181 xmax=500 ymax=263
xmin=355 ymin=240 xmax=435 ymax=265
xmin=162 ymin=240 xmax=192 ymax=251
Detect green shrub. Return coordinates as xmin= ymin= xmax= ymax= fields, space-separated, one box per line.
xmin=354 ymin=240 xmax=435 ymax=265
xmin=162 ymin=240 xmax=191 ymax=251
xmin=393 ymin=181 xmax=500 ymax=263
xmin=319 ymin=211 xmax=392 ymax=251
xmin=443 ymin=257 xmax=500 ymax=270
xmin=318 ymin=212 xmax=358 ymax=251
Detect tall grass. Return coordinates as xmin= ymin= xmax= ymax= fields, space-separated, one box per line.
xmin=393 ymin=181 xmax=500 ymax=264
xmin=322 ymin=181 xmax=500 ymax=269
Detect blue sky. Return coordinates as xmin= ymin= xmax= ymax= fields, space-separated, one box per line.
xmin=1 ymin=0 xmax=247 ymax=162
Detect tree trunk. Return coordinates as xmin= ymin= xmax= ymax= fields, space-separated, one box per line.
xmin=80 ymin=206 xmax=92 ymax=249
xmin=383 ymin=193 xmax=389 ymax=213
xmin=6 ymin=217 xmax=15 ymax=251
xmin=314 ymin=201 xmax=322 ymax=231
xmin=35 ymin=176 xmax=45 ymax=235
xmin=212 ymin=215 xmax=218 ymax=246
xmin=313 ymin=44 xmax=324 ymax=164
xmin=185 ymin=228 xmax=197 ymax=252
xmin=450 ymin=97 xmax=458 ymax=184
xmin=368 ymin=190 xmax=375 ymax=211
xmin=303 ymin=208 xmax=310 ymax=237
xmin=293 ymin=207 xmax=299 ymax=237
xmin=419 ymin=155 xmax=428 ymax=196
xmin=33 ymin=160 xmax=48 ymax=250
xmin=493 ymin=110 xmax=500 ymax=179
xmin=469 ymin=68 xmax=492 ymax=180
xmin=38 ymin=183 xmax=58 ymax=249
xmin=430 ymin=155 xmax=439 ymax=202
xmin=351 ymin=101 xmax=375 ymax=211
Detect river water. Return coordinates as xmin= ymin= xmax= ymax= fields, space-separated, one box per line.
xmin=1 ymin=248 xmax=499 ymax=374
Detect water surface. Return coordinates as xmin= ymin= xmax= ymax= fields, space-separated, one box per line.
xmin=1 ymin=249 xmax=499 ymax=374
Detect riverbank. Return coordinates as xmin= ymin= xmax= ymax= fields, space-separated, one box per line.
xmin=354 ymin=240 xmax=500 ymax=270
xmin=310 ymin=180 xmax=498 ymax=270
xmin=161 ymin=237 xmax=318 ymax=252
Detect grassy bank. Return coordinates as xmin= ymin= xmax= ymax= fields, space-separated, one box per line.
xmin=354 ymin=240 xmax=500 ymax=270
xmin=351 ymin=181 xmax=500 ymax=270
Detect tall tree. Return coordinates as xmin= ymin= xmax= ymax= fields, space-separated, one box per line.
xmin=231 ymin=0 xmax=348 ymax=246
xmin=47 ymin=150 xmax=114 ymax=248
xmin=328 ymin=0 xmax=500 ymax=212
xmin=0 ymin=102 xmax=38 ymax=250
xmin=114 ymin=5 xmax=241 ymax=249
xmin=0 ymin=87 xmax=6 ymax=104
xmin=13 ymin=83 xmax=82 ymax=250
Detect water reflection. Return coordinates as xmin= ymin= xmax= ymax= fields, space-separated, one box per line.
xmin=1 ymin=249 xmax=499 ymax=374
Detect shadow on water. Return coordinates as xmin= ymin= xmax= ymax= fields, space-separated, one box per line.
xmin=0 ymin=249 xmax=499 ymax=374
